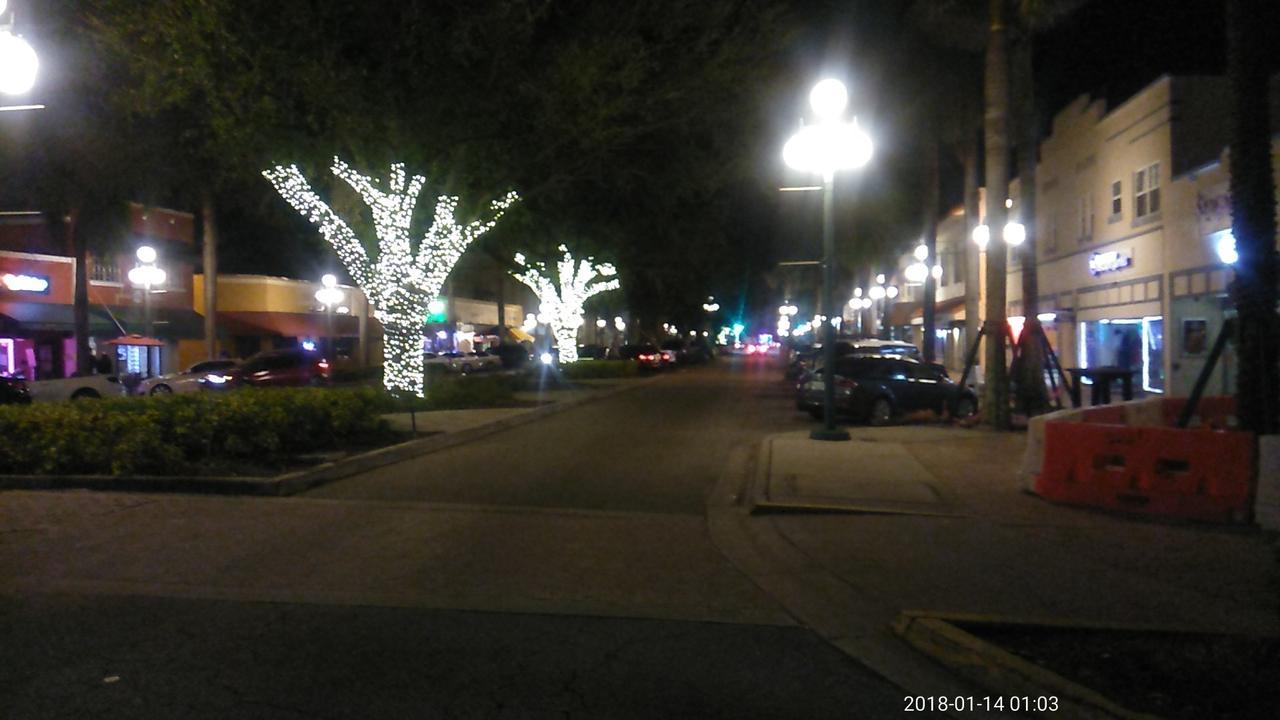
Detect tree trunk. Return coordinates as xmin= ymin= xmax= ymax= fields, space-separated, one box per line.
xmin=201 ymin=191 xmax=219 ymax=360
xmin=922 ymin=133 xmax=940 ymax=364
xmin=69 ymin=209 xmax=93 ymax=376
xmin=381 ymin=312 xmax=427 ymax=398
xmin=1226 ymin=0 xmax=1280 ymax=435
xmin=983 ymin=0 xmax=1012 ymax=429
xmin=1013 ymin=32 xmax=1051 ymax=416
xmin=963 ymin=134 xmax=982 ymax=370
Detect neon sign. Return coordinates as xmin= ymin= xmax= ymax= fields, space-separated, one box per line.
xmin=2 ymin=272 xmax=50 ymax=293
xmin=1088 ymin=250 xmax=1132 ymax=276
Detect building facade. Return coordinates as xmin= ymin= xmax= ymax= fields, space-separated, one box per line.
xmin=0 ymin=205 xmax=202 ymax=379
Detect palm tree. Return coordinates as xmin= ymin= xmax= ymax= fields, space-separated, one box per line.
xmin=1225 ymin=0 xmax=1280 ymax=435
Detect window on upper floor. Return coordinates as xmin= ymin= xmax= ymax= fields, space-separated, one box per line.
xmin=1077 ymin=194 xmax=1094 ymax=242
xmin=1135 ymin=163 xmax=1160 ymax=219
xmin=1110 ymin=180 xmax=1122 ymax=219
xmin=88 ymin=254 xmax=120 ymax=283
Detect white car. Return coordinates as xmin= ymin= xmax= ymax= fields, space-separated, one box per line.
xmin=27 ymin=373 xmax=127 ymax=402
xmin=450 ymin=351 xmax=502 ymax=373
xmin=137 ymin=359 xmax=240 ymax=396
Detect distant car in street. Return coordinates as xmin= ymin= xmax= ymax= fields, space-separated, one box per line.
xmin=619 ymin=343 xmax=666 ymax=370
xmin=577 ymin=344 xmax=608 ymax=360
xmin=27 ymin=373 xmax=127 ymax=402
xmin=200 ymin=348 xmax=330 ymax=389
xmin=796 ymin=355 xmax=977 ymax=426
xmin=138 ymin=359 xmax=240 ymax=396
xmin=450 ymin=351 xmax=502 ymax=373
xmin=0 ymin=375 xmax=32 ymax=404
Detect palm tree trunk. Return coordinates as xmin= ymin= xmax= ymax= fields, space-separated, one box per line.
xmin=922 ymin=132 xmax=940 ymax=364
xmin=1226 ymin=0 xmax=1280 ymax=434
xmin=963 ymin=134 xmax=981 ymax=370
xmin=1013 ymin=32 xmax=1050 ymax=415
xmin=983 ymin=0 xmax=1013 ymax=429
xmin=68 ymin=209 xmax=94 ymax=376
xmin=201 ymin=191 xmax=219 ymax=360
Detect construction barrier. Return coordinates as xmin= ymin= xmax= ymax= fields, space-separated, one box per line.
xmin=1032 ymin=396 xmax=1255 ymax=524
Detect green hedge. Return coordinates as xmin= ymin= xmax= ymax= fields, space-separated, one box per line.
xmin=557 ymin=360 xmax=639 ymax=380
xmin=0 ymin=388 xmax=395 ymax=476
xmin=377 ymin=372 xmax=522 ymax=412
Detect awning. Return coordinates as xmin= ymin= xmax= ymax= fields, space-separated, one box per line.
xmin=0 ymin=301 xmax=203 ymax=338
xmin=885 ymin=302 xmax=922 ymax=328
xmin=218 ymin=311 xmax=361 ymax=338
xmin=101 ymin=334 xmax=166 ymax=347
xmin=909 ymin=296 xmax=966 ymax=321
xmin=472 ymin=324 xmax=535 ymax=343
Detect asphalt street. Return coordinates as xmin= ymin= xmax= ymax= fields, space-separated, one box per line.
xmin=1 ymin=356 xmax=934 ymax=719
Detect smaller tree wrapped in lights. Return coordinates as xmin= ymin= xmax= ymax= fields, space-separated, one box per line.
xmin=263 ymin=157 xmax=518 ymax=397
xmin=511 ymin=245 xmax=619 ymax=363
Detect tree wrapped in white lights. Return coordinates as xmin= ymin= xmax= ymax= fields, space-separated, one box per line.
xmin=511 ymin=245 xmax=619 ymax=363
xmin=264 ymin=158 xmax=518 ymax=397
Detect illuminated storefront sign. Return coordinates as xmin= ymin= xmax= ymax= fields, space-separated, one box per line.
xmin=1088 ymin=250 xmax=1132 ymax=276
xmin=2 ymin=272 xmax=50 ymax=293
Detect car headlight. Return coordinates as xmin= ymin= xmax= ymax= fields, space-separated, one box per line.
xmin=204 ymin=374 xmax=229 ymax=384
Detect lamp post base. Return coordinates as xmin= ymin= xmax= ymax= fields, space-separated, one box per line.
xmin=809 ymin=427 xmax=851 ymax=442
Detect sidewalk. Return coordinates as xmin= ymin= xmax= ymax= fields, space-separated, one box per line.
xmin=710 ymin=425 xmax=1279 ymax=707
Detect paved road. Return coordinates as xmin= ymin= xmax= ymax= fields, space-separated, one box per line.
xmin=307 ymin=356 xmax=799 ymax=514
xmin=1 ymin=356 xmax=930 ymax=718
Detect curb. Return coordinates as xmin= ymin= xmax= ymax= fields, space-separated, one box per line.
xmin=892 ymin=612 xmax=1160 ymax=720
xmin=706 ymin=441 xmax=994 ymax=717
xmin=0 ymin=375 xmax=663 ymax=497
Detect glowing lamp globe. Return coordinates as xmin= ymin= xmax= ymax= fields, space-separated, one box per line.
xmin=931 ymin=264 xmax=943 ymax=280
xmin=1216 ymin=231 xmax=1239 ymax=265
xmin=808 ymin=79 xmax=848 ymax=120
xmin=904 ymin=263 xmax=928 ymax=284
xmin=0 ymin=31 xmax=38 ymax=96
xmin=596 ymin=318 xmax=607 ymax=328
xmin=972 ymin=224 xmax=991 ymax=250
xmin=136 ymin=245 xmax=157 ymax=264
xmin=1004 ymin=222 xmax=1027 ymax=246
xmin=886 ymin=286 xmax=899 ymax=299
xmin=321 ymin=273 xmax=338 ymax=288
xmin=914 ymin=244 xmax=929 ymax=261
xmin=868 ymin=285 xmax=886 ymax=300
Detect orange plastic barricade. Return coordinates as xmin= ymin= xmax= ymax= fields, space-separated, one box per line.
xmin=1035 ymin=421 xmax=1254 ymax=523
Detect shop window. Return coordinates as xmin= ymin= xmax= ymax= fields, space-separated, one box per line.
xmin=1077 ymin=317 xmax=1163 ymax=393
xmin=1134 ymin=163 xmax=1160 ymax=219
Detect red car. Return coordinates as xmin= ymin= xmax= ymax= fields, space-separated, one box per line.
xmin=200 ymin=348 xmax=331 ymax=389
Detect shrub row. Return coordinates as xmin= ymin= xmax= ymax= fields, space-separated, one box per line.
xmin=0 ymin=388 xmax=395 ymax=476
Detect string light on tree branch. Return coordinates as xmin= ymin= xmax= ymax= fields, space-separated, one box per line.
xmin=263 ymin=158 xmax=518 ymax=397
xmin=510 ymin=245 xmax=620 ymax=364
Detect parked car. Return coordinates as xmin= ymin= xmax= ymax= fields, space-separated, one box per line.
xmin=200 ymin=348 xmax=330 ymax=389
xmin=576 ymin=344 xmax=608 ymax=360
xmin=27 ymin=373 xmax=127 ymax=402
xmin=137 ymin=359 xmax=240 ymax=396
xmin=0 ymin=375 xmax=32 ymax=404
xmin=450 ymin=350 xmax=503 ymax=373
xmin=794 ymin=338 xmax=923 ymax=385
xmin=796 ymin=355 xmax=977 ymax=426
xmin=490 ymin=343 xmax=532 ymax=369
xmin=619 ymin=343 xmax=666 ymax=370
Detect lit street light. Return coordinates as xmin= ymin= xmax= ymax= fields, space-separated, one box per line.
xmin=314 ymin=273 xmax=345 ymax=361
xmin=782 ymin=78 xmax=872 ymax=441
xmin=127 ymin=246 xmax=166 ymax=337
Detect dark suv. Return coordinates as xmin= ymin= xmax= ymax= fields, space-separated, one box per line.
xmin=796 ymin=355 xmax=977 ymax=426
xmin=201 ymin=348 xmax=330 ymax=389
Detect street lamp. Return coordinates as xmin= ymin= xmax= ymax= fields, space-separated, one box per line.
xmin=783 ymin=82 xmax=874 ymax=440
xmin=314 ymin=273 xmax=344 ymax=361
xmin=127 ymin=246 xmax=166 ymax=337
xmin=0 ymin=3 xmax=39 ymax=99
